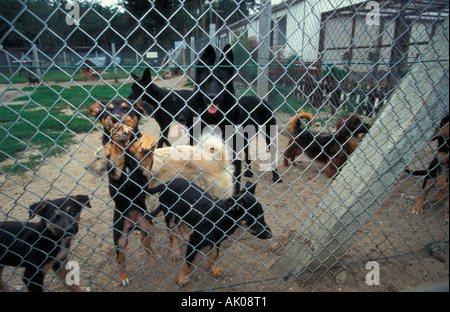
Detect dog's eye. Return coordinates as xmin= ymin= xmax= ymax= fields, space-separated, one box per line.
xmin=51 ymin=213 xmax=61 ymax=222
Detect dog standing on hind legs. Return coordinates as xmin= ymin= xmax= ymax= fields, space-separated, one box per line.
xmin=407 ymin=115 xmax=449 ymax=221
xmin=87 ymin=98 xmax=160 ymax=286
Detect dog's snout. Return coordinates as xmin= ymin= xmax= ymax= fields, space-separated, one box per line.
xmin=65 ymin=223 xmax=78 ymax=237
xmin=117 ymin=133 xmax=128 ymax=142
xmin=257 ymin=226 xmax=273 ymax=239
xmin=207 ymin=92 xmax=217 ymax=100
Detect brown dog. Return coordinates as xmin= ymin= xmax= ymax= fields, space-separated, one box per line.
xmin=283 ymin=112 xmax=371 ymax=178
xmin=106 ymin=123 xmax=156 ymax=181
xmin=407 ymin=115 xmax=449 ymax=221
xmin=81 ymin=60 xmax=99 ymax=81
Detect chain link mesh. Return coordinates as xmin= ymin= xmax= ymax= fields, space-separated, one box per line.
xmin=0 ymin=0 xmax=449 ymax=292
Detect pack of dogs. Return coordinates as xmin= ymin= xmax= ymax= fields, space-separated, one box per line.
xmin=1 ymin=44 xmax=448 ymax=291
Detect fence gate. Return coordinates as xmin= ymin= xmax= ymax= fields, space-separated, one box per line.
xmin=0 ymin=0 xmax=449 ymax=292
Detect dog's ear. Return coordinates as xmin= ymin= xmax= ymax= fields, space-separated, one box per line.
xmin=243 ymin=181 xmax=257 ymax=195
xmin=29 ymin=201 xmax=48 ymax=219
xmin=334 ymin=116 xmax=348 ymax=137
xmin=201 ymin=45 xmax=216 ymax=65
xmin=87 ymin=101 xmax=107 ymax=118
xmin=70 ymin=195 xmax=91 ymax=208
xmin=143 ymin=68 xmax=152 ymax=83
xmin=131 ymin=72 xmax=139 ymax=80
xmin=222 ymin=44 xmax=234 ymax=64
xmin=335 ymin=117 xmax=344 ymax=130
xmin=135 ymin=100 xmax=155 ymax=116
xmin=197 ymin=45 xmax=216 ymax=75
xmin=219 ymin=44 xmax=234 ymax=74
xmin=142 ymin=136 xmax=157 ymax=170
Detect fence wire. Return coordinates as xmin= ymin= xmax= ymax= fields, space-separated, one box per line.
xmin=0 ymin=0 xmax=449 ymax=292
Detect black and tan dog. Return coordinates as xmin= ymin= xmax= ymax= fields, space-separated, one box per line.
xmin=283 ymin=112 xmax=371 ymax=178
xmin=407 ymin=115 xmax=449 ymax=221
xmin=0 ymin=195 xmax=90 ymax=292
xmin=147 ymin=178 xmax=272 ymax=287
xmin=87 ymin=98 xmax=159 ymax=286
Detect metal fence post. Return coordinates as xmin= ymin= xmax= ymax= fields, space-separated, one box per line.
xmin=111 ymin=43 xmax=118 ymax=83
xmin=32 ymin=44 xmax=41 ymax=77
xmin=257 ymin=0 xmax=272 ymax=101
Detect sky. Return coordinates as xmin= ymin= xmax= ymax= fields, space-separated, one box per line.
xmin=97 ymin=0 xmax=120 ymax=6
xmin=96 ymin=0 xmax=285 ymax=8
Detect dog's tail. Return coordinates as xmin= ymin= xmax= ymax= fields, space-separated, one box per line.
xmin=146 ymin=182 xmax=166 ymax=195
xmin=404 ymin=168 xmax=428 ymax=176
xmin=146 ymin=183 xmax=166 ymax=218
xmin=286 ymin=112 xmax=314 ymax=134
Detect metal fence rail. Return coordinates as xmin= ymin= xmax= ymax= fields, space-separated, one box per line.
xmin=0 ymin=0 xmax=449 ymax=292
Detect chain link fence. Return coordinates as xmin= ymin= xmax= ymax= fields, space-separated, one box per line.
xmin=0 ymin=0 xmax=449 ymax=292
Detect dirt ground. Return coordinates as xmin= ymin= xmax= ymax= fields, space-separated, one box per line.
xmin=0 ymin=77 xmax=448 ymax=292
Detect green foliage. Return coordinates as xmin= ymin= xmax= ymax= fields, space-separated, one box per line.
xmin=322 ymin=65 xmax=347 ymax=82
xmin=234 ymin=36 xmax=259 ymax=84
xmin=1 ymin=0 xmax=261 ymax=50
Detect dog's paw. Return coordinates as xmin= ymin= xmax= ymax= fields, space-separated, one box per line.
xmin=176 ymin=274 xmax=190 ymax=287
xmin=140 ymin=136 xmax=157 ymax=152
xmin=171 ymin=253 xmax=183 ymax=263
xmin=118 ymin=270 xmax=133 ymax=287
xmin=68 ymin=285 xmax=91 ymax=292
xmin=211 ymin=266 xmax=224 ymax=279
xmin=410 ymin=206 xmax=424 ymax=215
xmin=149 ymin=253 xmax=162 ymax=262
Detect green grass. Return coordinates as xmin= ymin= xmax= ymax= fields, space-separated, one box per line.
xmin=0 ymin=67 xmax=154 ymax=84
xmin=0 ymin=83 xmax=134 ymax=174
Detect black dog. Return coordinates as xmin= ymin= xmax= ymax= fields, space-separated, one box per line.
xmin=128 ymin=68 xmax=196 ymax=148
xmin=176 ymin=95 xmax=281 ymax=181
xmin=147 ymin=178 xmax=272 ymax=287
xmin=194 ymin=45 xmax=281 ymax=192
xmin=239 ymin=96 xmax=280 ymax=181
xmin=27 ymin=75 xmax=41 ymax=85
xmin=87 ymin=98 xmax=159 ymax=286
xmin=0 ymin=195 xmax=90 ymax=292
